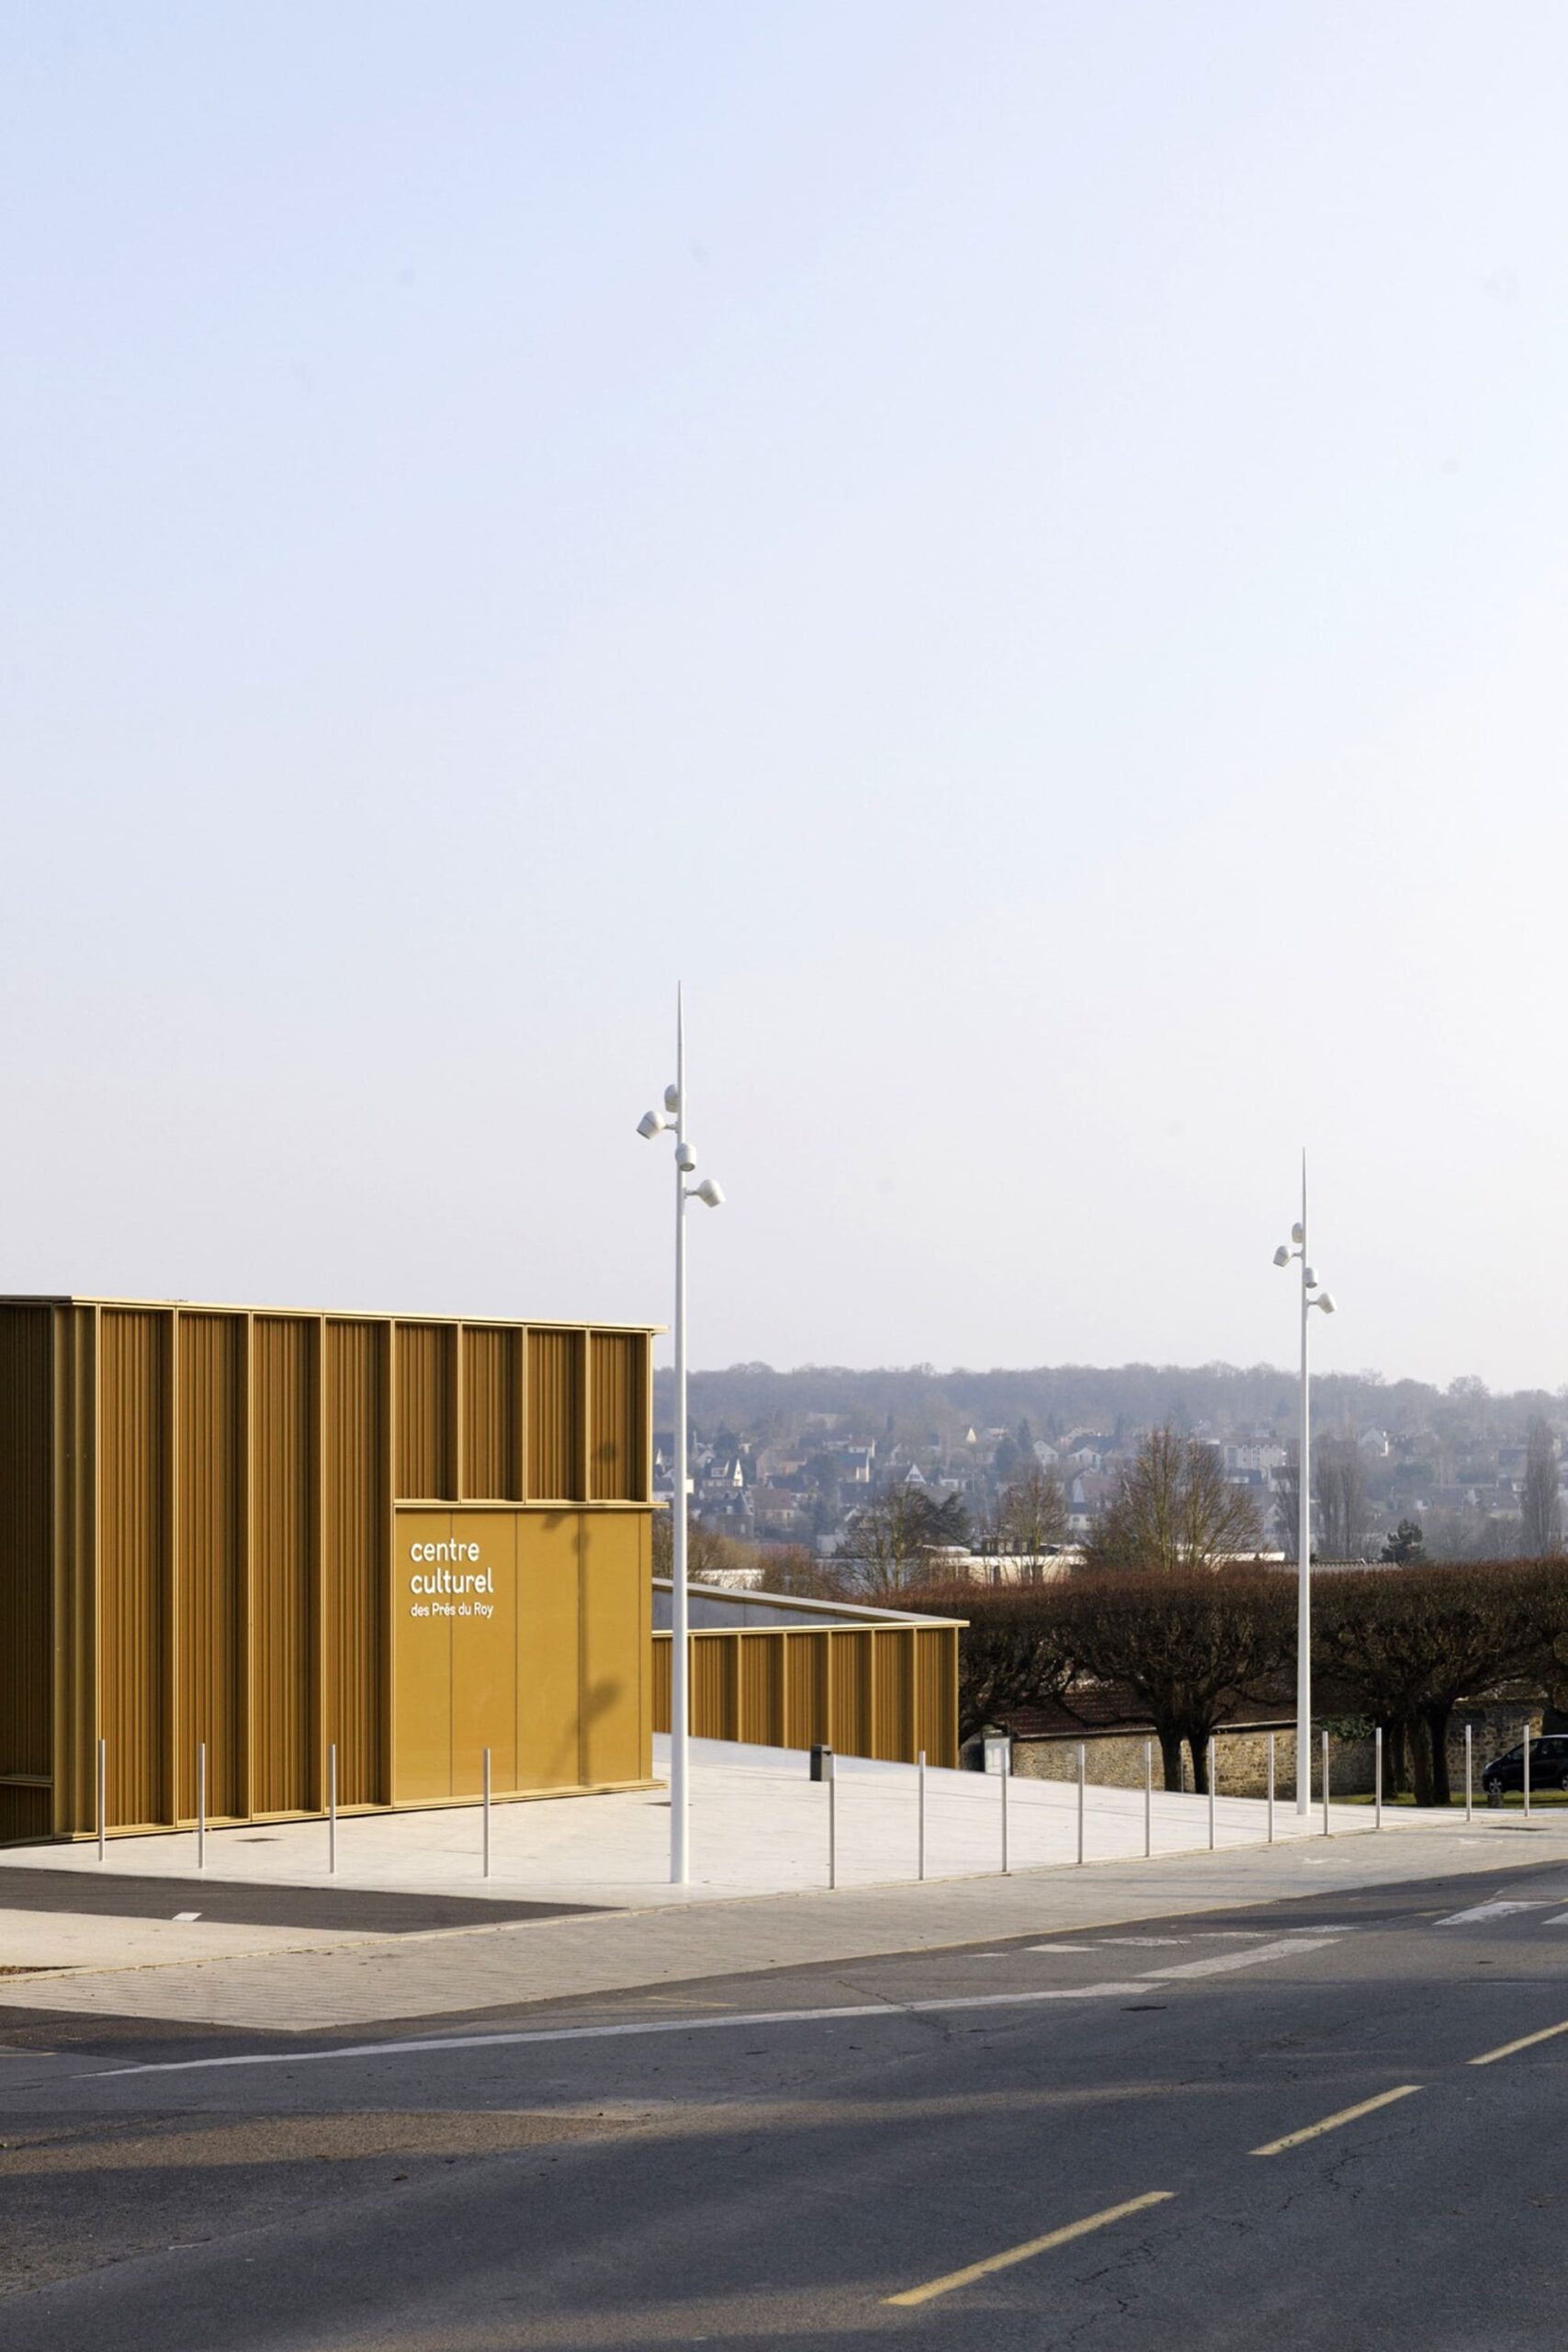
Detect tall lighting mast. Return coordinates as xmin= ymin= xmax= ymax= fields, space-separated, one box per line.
xmin=637 ymin=991 xmax=724 ymax=1883
xmin=1274 ymin=1153 xmax=1337 ymax=1816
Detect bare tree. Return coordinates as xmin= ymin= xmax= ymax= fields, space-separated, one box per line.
xmin=651 ymin=1511 xmax=763 ymax=1584
xmin=835 ymin=1484 xmax=969 ymax=1599
xmin=1313 ymin=1435 xmax=1369 ymax=1559
xmin=995 ymin=1464 xmax=1068 ymax=1580
xmin=1083 ymin=1427 xmax=1262 ymax=1574
xmin=1521 ymin=1417 xmax=1562 ymax=1556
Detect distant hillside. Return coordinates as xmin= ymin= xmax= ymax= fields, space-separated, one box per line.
xmin=658 ymin=1361 xmax=1564 ymax=1447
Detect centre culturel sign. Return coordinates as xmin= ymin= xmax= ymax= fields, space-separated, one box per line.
xmin=407 ymin=1537 xmax=496 ymax=1619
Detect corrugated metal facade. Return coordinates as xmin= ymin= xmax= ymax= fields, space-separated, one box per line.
xmin=0 ymin=1306 xmax=52 ymax=1843
xmin=252 ymin=1317 xmax=315 ymax=1817
xmin=651 ymin=1623 xmax=960 ymax=1768
xmin=0 ymin=1297 xmax=656 ymax=1845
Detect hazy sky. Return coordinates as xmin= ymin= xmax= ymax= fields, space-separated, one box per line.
xmin=5 ymin=4 xmax=1568 ymax=1390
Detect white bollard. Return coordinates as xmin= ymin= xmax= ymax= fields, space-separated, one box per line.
xmin=1374 ymin=1724 xmax=1382 ymax=1832
xmin=828 ymin=1749 xmax=838 ymax=1890
xmin=197 ymin=1741 xmax=207 ymax=1871
xmin=1144 ymin=1739 xmax=1153 ymax=1859
xmin=1077 ymin=1742 xmax=1086 ymax=1865
xmin=1321 ymin=1727 xmax=1331 ymax=1837
xmin=1267 ymin=1732 xmax=1275 ymax=1845
xmin=1465 ymin=1722 xmax=1473 ymax=1822
xmin=482 ymin=1746 xmax=491 ymax=1880
xmin=96 ymin=1737 xmax=107 ymax=1864
xmin=328 ymin=1741 xmax=338 ymax=1877
xmin=1207 ymin=1736 xmax=1216 ymax=1850
xmin=917 ymin=1747 xmax=926 ymax=1882
xmin=1000 ymin=1754 xmax=1010 ymax=1876
xmin=1524 ymin=1721 xmax=1532 ymax=1819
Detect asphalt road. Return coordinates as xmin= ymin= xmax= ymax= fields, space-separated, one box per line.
xmin=6 ymin=1857 xmax=1568 ymax=2349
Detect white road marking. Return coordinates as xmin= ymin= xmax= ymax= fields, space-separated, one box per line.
xmin=1140 ymin=1937 xmax=1340 ymax=1979
xmin=172 ymin=1912 xmax=201 ymax=1923
xmin=1435 ymin=1900 xmax=1548 ymax=1927
xmin=96 ymin=1934 xmax=1354 ymax=2081
xmin=90 ymin=1983 xmax=1171 ymax=2078
xmin=1544 ymin=1914 xmax=1568 ymax=1928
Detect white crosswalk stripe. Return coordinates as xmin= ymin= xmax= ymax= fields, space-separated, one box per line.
xmin=1436 ymin=1899 xmax=1549 ymax=1926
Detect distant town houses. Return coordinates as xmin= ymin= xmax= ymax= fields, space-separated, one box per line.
xmin=654 ymin=1381 xmax=1568 ymax=1576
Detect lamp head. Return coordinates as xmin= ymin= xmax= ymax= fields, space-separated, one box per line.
xmin=637 ymin=1110 xmax=667 ymax=1140
xmin=1272 ymin=1245 xmax=1291 ymax=1268
xmin=663 ymin=1085 xmax=681 ymax=1115
xmin=675 ymin=1140 xmax=698 ymax=1172
xmin=1292 ymin=1222 xmax=1304 ymax=1245
xmin=693 ymin=1177 xmax=725 ymax=1209
xmin=1316 ymin=1291 xmax=1337 ymax=1316
xmin=1303 ymin=1265 xmax=1317 ymax=1287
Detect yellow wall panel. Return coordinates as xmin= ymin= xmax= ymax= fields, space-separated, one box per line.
xmin=176 ymin=1314 xmax=245 ymax=1820
xmin=462 ymin=1326 xmax=522 ymax=1500
xmin=395 ymin=1322 xmax=457 ymax=1499
xmin=451 ymin=1512 xmax=518 ymax=1797
xmin=252 ymin=1317 xmax=316 ymax=1815
xmin=323 ymin=1319 xmax=388 ymax=1806
xmin=52 ymin=1305 xmax=97 ymax=1835
xmin=527 ymin=1329 xmax=583 ymax=1501
xmin=516 ymin=1512 xmax=584 ymax=1790
xmin=0 ymin=1306 xmax=52 ymax=1781
xmin=590 ymin=1332 xmax=647 ymax=1501
xmin=99 ymin=1309 xmax=171 ymax=1828
xmin=392 ymin=1510 xmax=455 ymax=1803
xmin=580 ymin=1510 xmax=648 ymax=1788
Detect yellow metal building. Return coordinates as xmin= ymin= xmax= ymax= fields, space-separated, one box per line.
xmin=650 ymin=1583 xmax=962 ymax=1767
xmin=0 ymin=1296 xmax=656 ymax=1846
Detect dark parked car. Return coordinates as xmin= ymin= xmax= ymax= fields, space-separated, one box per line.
xmin=1483 ymin=1734 xmax=1568 ymax=1796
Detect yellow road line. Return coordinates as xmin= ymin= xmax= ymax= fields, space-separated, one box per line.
xmin=1469 ymin=2019 xmax=1568 ymax=2067
xmin=1251 ymin=2084 xmax=1421 ymax=2156
xmin=884 ymin=2190 xmax=1175 ymax=2307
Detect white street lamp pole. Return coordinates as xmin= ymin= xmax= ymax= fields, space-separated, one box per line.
xmin=1275 ymin=1151 xmax=1337 ymax=1817
xmin=671 ymin=1001 xmax=691 ymax=1886
xmin=1295 ymin=1156 xmax=1312 ymax=1819
xmin=637 ymin=989 xmax=724 ymax=1886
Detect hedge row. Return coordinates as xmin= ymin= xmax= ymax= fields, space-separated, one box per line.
xmin=906 ymin=1559 xmax=1568 ymax=1797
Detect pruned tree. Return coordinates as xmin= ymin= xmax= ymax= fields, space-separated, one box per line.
xmin=1521 ymin=1418 xmax=1563 ymax=1557
xmin=1061 ymin=1569 xmax=1292 ymax=1791
xmin=1314 ymin=1563 xmax=1533 ymax=1804
xmin=1082 ymin=1426 xmax=1262 ymax=1574
xmin=995 ymin=1464 xmax=1068 ymax=1580
xmin=1381 ymin=1519 xmax=1427 ymax=1565
xmin=1313 ymin=1435 xmax=1370 ymax=1559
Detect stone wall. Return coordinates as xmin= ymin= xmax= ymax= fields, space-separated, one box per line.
xmin=1012 ymin=1702 xmax=1547 ymax=1802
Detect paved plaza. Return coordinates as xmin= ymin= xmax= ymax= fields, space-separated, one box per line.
xmin=5 ymin=1733 xmax=1384 ymax=1919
